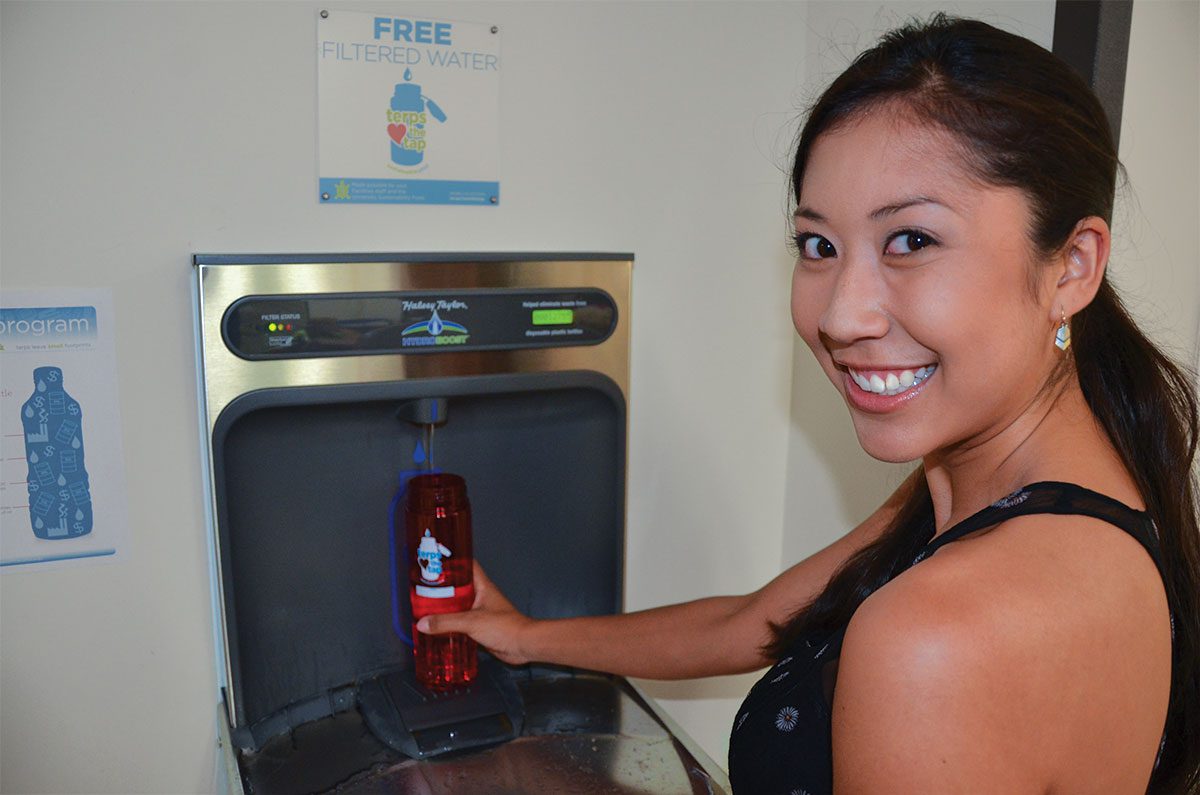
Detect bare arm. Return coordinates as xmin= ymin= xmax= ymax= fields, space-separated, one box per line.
xmin=419 ymin=471 xmax=920 ymax=680
xmin=832 ymin=513 xmax=1171 ymax=794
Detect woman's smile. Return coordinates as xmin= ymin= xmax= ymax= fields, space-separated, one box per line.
xmin=841 ymin=363 xmax=938 ymax=412
xmin=845 ymin=363 xmax=937 ymax=396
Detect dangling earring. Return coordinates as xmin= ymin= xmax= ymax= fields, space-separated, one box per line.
xmin=1054 ymin=307 xmax=1071 ymax=351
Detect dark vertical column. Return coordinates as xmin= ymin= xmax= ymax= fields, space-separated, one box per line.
xmin=1052 ymin=0 xmax=1134 ymax=148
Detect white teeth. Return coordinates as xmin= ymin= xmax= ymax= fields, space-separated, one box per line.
xmin=848 ymin=365 xmax=936 ymax=397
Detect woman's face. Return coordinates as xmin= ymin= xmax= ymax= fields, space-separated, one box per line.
xmin=791 ymin=110 xmax=1061 ymax=464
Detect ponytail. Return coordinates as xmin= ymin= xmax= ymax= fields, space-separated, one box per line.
xmin=1072 ymin=280 xmax=1200 ymax=794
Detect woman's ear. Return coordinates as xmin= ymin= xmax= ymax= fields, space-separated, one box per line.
xmin=1052 ymin=216 xmax=1110 ymax=323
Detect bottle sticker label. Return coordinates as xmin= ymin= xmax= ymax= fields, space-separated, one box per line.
xmin=416 ymin=528 xmax=451 ymax=583
xmin=415 ymin=584 xmax=457 ymax=598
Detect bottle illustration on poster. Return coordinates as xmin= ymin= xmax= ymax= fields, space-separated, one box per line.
xmin=21 ymin=366 xmax=92 ymax=539
xmin=388 ymin=68 xmax=447 ymax=168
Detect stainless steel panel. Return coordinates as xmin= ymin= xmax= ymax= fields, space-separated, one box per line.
xmin=197 ymin=258 xmax=632 ymax=436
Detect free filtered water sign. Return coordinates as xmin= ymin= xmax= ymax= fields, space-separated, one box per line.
xmin=318 ymin=11 xmax=500 ymax=206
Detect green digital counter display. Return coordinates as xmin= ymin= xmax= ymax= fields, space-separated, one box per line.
xmin=531 ymin=308 xmax=575 ymax=326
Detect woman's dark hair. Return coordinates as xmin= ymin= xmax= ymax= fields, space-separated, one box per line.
xmin=769 ymin=14 xmax=1199 ymax=793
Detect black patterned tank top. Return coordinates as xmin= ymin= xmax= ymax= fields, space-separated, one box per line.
xmin=727 ymin=481 xmax=1168 ymax=795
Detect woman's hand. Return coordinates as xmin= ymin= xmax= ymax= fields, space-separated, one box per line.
xmin=412 ymin=471 xmax=919 ymax=679
xmin=416 ymin=561 xmax=534 ymax=666
xmin=412 ymin=472 xmax=918 ymax=679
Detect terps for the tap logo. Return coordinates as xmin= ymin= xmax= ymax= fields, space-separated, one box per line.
xmin=401 ymin=308 xmax=469 ymax=348
xmin=417 ymin=529 xmax=452 ymax=583
xmin=387 ymin=68 xmax=447 ymax=171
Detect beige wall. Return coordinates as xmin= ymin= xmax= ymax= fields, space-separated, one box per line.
xmin=1115 ymin=0 xmax=1200 ymax=365
xmin=1 ymin=2 xmax=1194 ymax=791
xmin=0 ymin=1 xmax=803 ymax=790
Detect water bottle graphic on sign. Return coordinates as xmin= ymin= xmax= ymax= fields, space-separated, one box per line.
xmin=21 ymin=366 xmax=93 ymax=539
xmin=387 ymin=68 xmax=448 ymax=167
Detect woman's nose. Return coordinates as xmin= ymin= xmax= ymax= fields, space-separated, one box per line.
xmin=818 ymin=257 xmax=889 ymax=344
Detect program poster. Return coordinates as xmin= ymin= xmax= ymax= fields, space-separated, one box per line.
xmin=0 ymin=289 xmax=130 ymax=572
xmin=318 ymin=10 xmax=501 ymax=205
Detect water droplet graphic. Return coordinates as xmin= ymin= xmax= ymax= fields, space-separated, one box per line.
xmin=404 ymin=67 xmax=413 ymax=81
xmin=413 ymin=438 xmax=427 ymax=465
xmin=72 ymin=437 xmax=81 ymax=449
xmin=30 ymin=451 xmax=39 ymax=463
xmin=57 ymin=475 xmax=66 ymax=486
xmin=428 ymin=309 xmax=444 ymax=336
xmin=37 ymin=379 xmax=46 ymax=393
xmin=24 ymin=405 xmax=33 ymax=418
xmin=75 ymin=509 xmax=84 ymax=521
xmin=35 ymin=518 xmax=43 ymax=529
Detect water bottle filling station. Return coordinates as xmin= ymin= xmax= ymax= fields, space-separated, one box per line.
xmin=193 ymin=253 xmax=730 ymax=794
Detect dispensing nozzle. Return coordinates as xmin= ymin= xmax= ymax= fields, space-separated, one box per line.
xmin=396 ymin=398 xmax=448 ymax=471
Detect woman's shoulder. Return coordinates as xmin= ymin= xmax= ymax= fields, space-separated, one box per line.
xmin=831 ymin=511 xmax=1171 ymax=791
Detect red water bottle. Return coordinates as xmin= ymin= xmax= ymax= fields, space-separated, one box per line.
xmin=405 ymin=473 xmax=478 ymax=690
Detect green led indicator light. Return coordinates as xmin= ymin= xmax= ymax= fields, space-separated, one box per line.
xmin=532 ymin=309 xmax=575 ymax=326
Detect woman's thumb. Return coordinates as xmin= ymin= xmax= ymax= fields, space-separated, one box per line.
xmin=416 ymin=612 xmax=466 ymax=635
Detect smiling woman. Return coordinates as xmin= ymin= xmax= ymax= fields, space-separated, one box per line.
xmin=739 ymin=14 xmax=1198 ymax=794
xmin=415 ymin=13 xmax=1199 ymax=795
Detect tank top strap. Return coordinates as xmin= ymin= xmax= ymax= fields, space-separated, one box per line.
xmin=915 ymin=481 xmax=1164 ymax=574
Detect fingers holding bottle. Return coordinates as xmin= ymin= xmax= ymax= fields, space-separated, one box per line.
xmin=417 ymin=562 xmax=535 ymax=666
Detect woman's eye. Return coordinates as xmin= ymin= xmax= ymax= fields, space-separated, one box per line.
xmin=885 ymin=229 xmax=937 ymax=255
xmin=794 ymin=233 xmax=837 ymax=260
